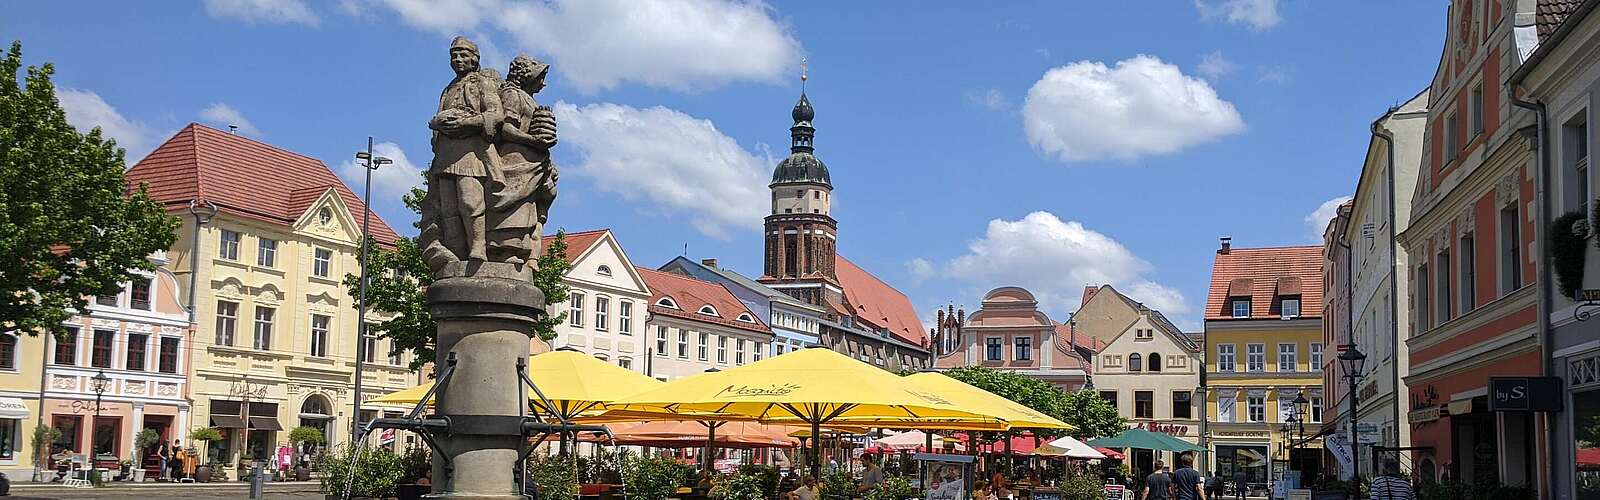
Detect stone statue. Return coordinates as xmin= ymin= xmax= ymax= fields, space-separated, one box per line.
xmin=419 ymin=37 xmax=558 ymax=280
xmin=486 ymin=54 xmax=558 ymax=266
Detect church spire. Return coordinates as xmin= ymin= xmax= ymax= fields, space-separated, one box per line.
xmin=790 ymin=58 xmax=815 ymax=154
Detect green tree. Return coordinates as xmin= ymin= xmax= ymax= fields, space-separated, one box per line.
xmin=344 ymin=187 xmax=571 ymax=370
xmin=941 ymin=366 xmax=1126 ymax=439
xmin=0 ymin=41 xmax=179 ymax=337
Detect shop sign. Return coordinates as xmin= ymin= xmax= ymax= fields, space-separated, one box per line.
xmin=1408 ymin=406 xmax=1444 ymax=424
xmin=1488 ymin=377 xmax=1563 ymax=412
xmin=57 ymin=400 xmax=122 ymax=414
xmin=1131 ymin=421 xmax=1189 ymax=435
xmin=1103 ymin=484 xmax=1127 ymax=500
xmin=1359 ymin=381 xmax=1380 ymax=401
xmin=1579 ymin=289 xmax=1600 ymax=301
xmin=1215 ymin=430 xmax=1268 ymax=437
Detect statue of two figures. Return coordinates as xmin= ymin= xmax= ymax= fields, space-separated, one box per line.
xmin=419 ymin=36 xmax=557 ymax=281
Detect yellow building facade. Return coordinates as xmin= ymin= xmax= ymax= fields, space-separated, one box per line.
xmin=0 ymin=331 xmax=46 ymax=479
xmin=126 ymin=124 xmax=421 ymax=473
xmin=1201 ymin=242 xmax=1325 ymax=493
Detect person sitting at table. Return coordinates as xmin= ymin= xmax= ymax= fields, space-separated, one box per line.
xmin=975 ymin=481 xmax=1000 ymax=500
xmin=990 ymin=470 xmax=1013 ymax=499
xmin=787 ymin=475 xmax=820 ymax=500
xmin=856 ymin=454 xmax=884 ymax=493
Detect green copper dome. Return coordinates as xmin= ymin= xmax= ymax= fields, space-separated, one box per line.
xmin=771 ymin=152 xmax=831 ymax=186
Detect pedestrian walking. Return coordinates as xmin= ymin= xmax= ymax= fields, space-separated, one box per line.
xmin=1232 ymin=469 xmax=1246 ymax=500
xmin=1369 ymin=458 xmax=1416 ymax=500
xmin=157 ymin=440 xmax=171 ymax=481
xmin=1142 ymin=460 xmax=1172 ymax=500
xmin=1173 ymin=454 xmax=1204 ymax=500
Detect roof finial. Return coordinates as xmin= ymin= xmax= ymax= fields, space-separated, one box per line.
xmin=800 ymin=57 xmax=808 ymax=91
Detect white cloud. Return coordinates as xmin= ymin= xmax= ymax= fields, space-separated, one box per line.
xmin=57 ymin=89 xmax=155 ymax=163
xmin=906 ymin=258 xmax=935 ymax=285
xmin=1305 ymin=195 xmax=1352 ymax=241
xmin=554 ymin=101 xmax=769 ymax=238
xmin=203 ymin=0 xmax=320 ymax=26
xmin=1258 ymin=66 xmax=1290 ymax=84
xmin=1195 ymin=0 xmax=1281 ymax=31
xmin=1021 ymin=55 xmax=1245 ymax=162
xmin=198 ymin=103 xmax=261 ymax=136
xmin=1197 ymin=50 xmax=1234 ymax=80
xmin=934 ymin=211 xmax=1190 ymax=317
xmin=337 ymin=142 xmax=425 ymax=206
xmin=362 ymin=0 xmax=802 ymax=93
xmin=965 ymin=89 xmax=1008 ymax=111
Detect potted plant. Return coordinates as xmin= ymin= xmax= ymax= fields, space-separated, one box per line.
xmin=30 ymin=425 xmax=60 ymax=483
xmin=288 ymin=426 xmax=327 ymax=481
xmin=526 ymin=453 xmax=578 ymax=500
xmin=317 ymin=445 xmax=405 ymax=500
xmin=133 ymin=429 xmax=159 ymax=482
xmin=187 ymin=427 xmax=223 ymax=483
xmin=116 ymin=459 xmax=133 ymax=481
xmin=396 ymin=446 xmax=432 ymax=500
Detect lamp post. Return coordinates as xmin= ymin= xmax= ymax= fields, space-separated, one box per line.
xmin=1337 ymin=345 xmax=1367 ymax=483
xmin=90 ymin=370 xmax=109 ymax=468
xmin=351 ymin=138 xmax=391 ymax=445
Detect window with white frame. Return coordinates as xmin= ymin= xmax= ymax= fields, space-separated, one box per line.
xmin=1416 ymin=263 xmax=1431 ymax=332
xmin=736 ymin=338 xmax=747 ymax=364
xmin=1310 ymin=396 xmax=1323 ymax=422
xmin=1247 ymin=395 xmax=1265 ymax=422
xmin=618 ymin=301 xmax=632 ymax=335
xmin=1469 ymin=84 xmax=1483 ymax=137
xmin=1217 ymin=344 xmax=1236 ymax=373
xmin=1460 ymin=233 xmax=1476 ymax=311
xmin=655 ymin=326 xmax=667 ymax=356
xmin=219 ymin=229 xmax=240 ymax=260
xmin=1445 ymin=111 xmax=1460 ymax=162
xmin=1277 ymin=343 xmax=1297 ymax=372
xmin=310 ymin=314 xmax=330 ymax=358
xmin=717 ymin=336 xmax=728 ymax=363
xmin=677 ymin=330 xmax=689 ymax=359
xmin=985 ymin=338 xmax=1002 ymax=361
xmin=1574 ymin=120 xmax=1591 ymax=215
xmin=594 ymin=297 xmax=609 ymax=331
xmin=216 ymin=300 xmax=238 ymax=346
xmin=130 ymin=277 xmax=153 ymax=310
xmin=1231 ymin=299 xmax=1251 ymax=318
xmin=1310 ymin=343 xmax=1322 ymax=372
xmin=597 ymin=265 xmax=612 ymax=276
xmin=1218 ymin=391 xmax=1236 ymax=423
xmin=569 ymin=292 xmax=585 ymax=327
xmin=257 ymin=237 xmax=277 ymax=267
xmin=362 ymin=331 xmax=377 ymax=363
xmin=0 ymin=334 xmax=17 ymax=371
xmin=1500 ymin=205 xmax=1522 ymax=293
xmin=388 ymin=339 xmax=401 ymax=366
xmin=253 ymin=306 xmax=275 ymax=350
xmin=1246 ymin=343 xmax=1265 ymax=372
xmin=1281 ymin=297 xmax=1300 ymax=317
xmin=1437 ymin=249 xmax=1453 ymax=322
xmin=1014 ymin=337 xmax=1031 ymax=361
xmin=698 ymin=332 xmax=709 ymax=360
xmin=618 ymin=358 xmax=631 ymax=370
xmin=1135 ymin=328 xmax=1153 ymax=339
xmin=313 ymin=248 xmax=332 ymax=278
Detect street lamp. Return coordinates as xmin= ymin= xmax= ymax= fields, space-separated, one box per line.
xmin=1289 ymin=391 xmax=1307 ymax=475
xmin=351 ymin=138 xmax=391 ymax=445
xmin=90 ymin=370 xmax=109 ymax=467
xmin=1337 ymin=345 xmax=1367 ymax=482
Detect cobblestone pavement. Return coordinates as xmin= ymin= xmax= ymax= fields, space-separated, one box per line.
xmin=7 ymin=482 xmax=322 ymax=499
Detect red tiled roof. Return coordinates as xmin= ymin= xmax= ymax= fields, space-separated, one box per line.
xmin=541 ymin=229 xmax=608 ymax=265
xmin=1080 ymin=286 xmax=1101 ymax=308
xmin=835 ymin=255 xmax=926 ymax=345
xmin=636 ymin=267 xmax=771 ymax=335
xmin=125 ymin=123 xmax=400 ymax=246
xmin=1204 ymin=245 xmax=1325 ymax=320
xmin=1537 ymin=0 xmax=1587 ymax=40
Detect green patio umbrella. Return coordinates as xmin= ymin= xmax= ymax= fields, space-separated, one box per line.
xmin=1087 ymin=428 xmax=1205 ymax=453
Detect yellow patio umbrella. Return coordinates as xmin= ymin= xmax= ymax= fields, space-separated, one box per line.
xmin=366 ymin=350 xmax=665 ymax=421
xmin=612 ymin=347 xmax=1008 ymax=476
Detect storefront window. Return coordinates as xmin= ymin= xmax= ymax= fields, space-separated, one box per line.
xmin=1573 ymin=388 xmax=1600 ymax=499
xmin=0 ymin=418 xmax=15 ymax=460
xmin=93 ymin=416 xmax=120 ymax=458
xmin=52 ymin=415 xmax=81 ymax=455
xmin=1216 ymin=445 xmax=1269 ymax=495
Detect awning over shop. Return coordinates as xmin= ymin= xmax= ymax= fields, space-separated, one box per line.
xmin=249 ymin=416 xmax=284 ymax=431
xmin=0 ymin=398 xmax=29 ymax=419
xmin=210 ymin=415 xmax=246 ymax=428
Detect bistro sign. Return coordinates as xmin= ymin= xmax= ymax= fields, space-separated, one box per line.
xmin=1132 ymin=422 xmax=1190 ymax=435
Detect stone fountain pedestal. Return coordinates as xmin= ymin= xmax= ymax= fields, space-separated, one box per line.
xmin=426 ymin=261 xmax=543 ymax=500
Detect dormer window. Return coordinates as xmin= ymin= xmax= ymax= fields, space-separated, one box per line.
xmin=1231 ymin=299 xmax=1251 ymax=318
xmin=1281 ymin=297 xmax=1301 ymax=318
xmin=736 ymin=313 xmax=756 ymax=323
xmin=656 ymin=297 xmax=678 ymax=309
xmin=597 ymin=265 xmax=612 ymax=277
xmin=698 ymin=305 xmax=720 ymax=317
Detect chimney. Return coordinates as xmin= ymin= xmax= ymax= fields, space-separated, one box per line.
xmin=700 ymin=258 xmax=718 ymax=269
xmin=228 ymin=125 xmax=239 ymax=135
xmin=1219 ymin=236 xmax=1232 ymax=254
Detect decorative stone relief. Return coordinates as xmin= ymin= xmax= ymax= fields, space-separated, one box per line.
xmin=157 ymin=384 xmax=179 ymax=397
xmin=92 ymin=318 xmax=120 ymax=328
xmin=160 ymin=326 xmax=183 ymax=335
xmin=216 ymin=279 xmax=245 ymax=299
xmin=128 ymin=322 xmax=154 ymax=333
xmin=125 ymin=381 xmax=147 ymax=395
xmin=256 ymin=285 xmax=283 ymax=305
xmin=1495 ymin=173 xmax=1519 ymax=207
xmin=51 ymin=375 xmax=77 ymax=390
xmin=1456 ymin=208 xmax=1475 ymax=237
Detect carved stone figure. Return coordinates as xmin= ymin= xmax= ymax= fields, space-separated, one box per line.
xmin=487 ymin=54 xmax=558 ymax=265
xmin=421 ymin=36 xmax=505 ymax=274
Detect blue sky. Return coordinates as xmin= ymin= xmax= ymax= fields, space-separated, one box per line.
xmin=8 ymin=0 xmax=1446 ymax=330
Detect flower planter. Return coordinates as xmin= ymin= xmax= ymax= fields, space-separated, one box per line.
xmin=195 ymin=464 xmax=212 ymax=483
xmin=132 ymin=469 xmax=145 ymax=482
xmin=295 ymin=465 xmax=311 ymax=481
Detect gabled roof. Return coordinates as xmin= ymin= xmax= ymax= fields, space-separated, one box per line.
xmin=1205 ymin=245 xmax=1325 ymax=320
xmin=1049 ymin=323 xmax=1095 ymax=373
xmin=541 ymin=229 xmax=609 ymax=265
xmin=835 ymin=255 xmax=926 ymax=345
xmin=664 ymin=257 xmax=825 ymax=314
xmin=125 ymin=123 xmax=400 ymax=246
xmin=1537 ymin=0 xmax=1589 ymax=40
xmin=636 ymin=267 xmax=772 ymax=335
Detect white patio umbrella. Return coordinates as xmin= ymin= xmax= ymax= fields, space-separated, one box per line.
xmin=1033 ymin=435 xmax=1106 ymax=459
xmin=873 ymin=431 xmax=963 ymax=451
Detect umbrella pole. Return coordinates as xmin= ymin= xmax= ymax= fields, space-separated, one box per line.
xmin=810 ymin=420 xmax=821 ymax=479
xmin=704 ymin=423 xmax=717 ymax=473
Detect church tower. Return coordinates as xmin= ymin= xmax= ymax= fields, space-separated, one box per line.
xmin=759 ymin=85 xmax=841 ymax=306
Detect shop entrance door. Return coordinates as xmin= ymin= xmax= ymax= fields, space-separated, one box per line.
xmin=141 ymin=415 xmax=172 ymax=471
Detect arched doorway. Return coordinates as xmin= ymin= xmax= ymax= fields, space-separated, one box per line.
xmin=297 ymin=395 xmax=334 ymax=461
